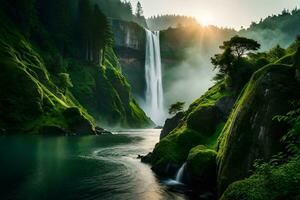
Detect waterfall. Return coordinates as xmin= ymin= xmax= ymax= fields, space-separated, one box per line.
xmin=144 ymin=29 xmax=164 ymax=125
xmin=175 ymin=162 xmax=186 ymax=183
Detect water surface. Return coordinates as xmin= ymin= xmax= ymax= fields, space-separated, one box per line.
xmin=0 ymin=130 xmax=187 ymax=200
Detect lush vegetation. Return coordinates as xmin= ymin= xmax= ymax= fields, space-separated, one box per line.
xmin=241 ymin=8 xmax=300 ymax=50
xmin=168 ymin=102 xmax=185 ymax=115
xmin=0 ymin=0 xmax=152 ymax=133
xmin=151 ymin=34 xmax=300 ymax=199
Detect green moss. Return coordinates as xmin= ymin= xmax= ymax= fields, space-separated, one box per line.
xmin=0 ymin=21 xmax=95 ymax=134
xmin=152 ymin=125 xmax=204 ymax=166
xmin=220 ymin=159 xmax=300 ymax=200
xmin=68 ymin=52 xmax=152 ymax=128
xmin=275 ymin=53 xmax=294 ymax=65
xmin=217 ymin=63 xmax=299 ymax=193
xmin=151 ymin=82 xmax=233 ymax=172
xmin=187 ymin=145 xmax=217 ymax=177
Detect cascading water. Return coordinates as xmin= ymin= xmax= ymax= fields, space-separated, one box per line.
xmin=144 ymin=29 xmax=164 ymax=125
xmin=175 ymin=162 xmax=187 ymax=183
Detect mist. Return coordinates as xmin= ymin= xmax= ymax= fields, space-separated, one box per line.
xmin=162 ymin=47 xmax=216 ymax=114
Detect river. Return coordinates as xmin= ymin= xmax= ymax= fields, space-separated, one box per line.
xmin=0 ymin=129 xmax=188 ymax=200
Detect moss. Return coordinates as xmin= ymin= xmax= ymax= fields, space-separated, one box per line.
xmin=68 ymin=53 xmax=152 ymax=128
xmin=217 ymin=63 xmax=300 ymax=193
xmin=187 ymin=145 xmax=217 ymax=177
xmin=152 ymin=125 xmax=204 ymax=167
xmin=0 ymin=21 xmax=96 ymax=134
xmin=275 ymin=53 xmax=294 ymax=65
xmin=220 ymin=159 xmax=300 ymax=200
xmin=151 ymin=82 xmax=233 ymax=174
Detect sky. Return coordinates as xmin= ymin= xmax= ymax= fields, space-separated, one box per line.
xmin=127 ymin=0 xmax=300 ymax=29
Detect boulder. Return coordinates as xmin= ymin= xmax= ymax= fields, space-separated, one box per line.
xmin=186 ymin=145 xmax=217 ymax=194
xmin=63 ymin=107 xmax=95 ymax=135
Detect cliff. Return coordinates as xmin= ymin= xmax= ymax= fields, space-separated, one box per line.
xmin=0 ymin=3 xmax=153 ymax=134
xmin=112 ymin=20 xmax=147 ymax=98
xmin=217 ymin=63 xmax=300 ymax=194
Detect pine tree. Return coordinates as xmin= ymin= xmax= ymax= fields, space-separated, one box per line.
xmin=135 ymin=1 xmax=143 ymax=18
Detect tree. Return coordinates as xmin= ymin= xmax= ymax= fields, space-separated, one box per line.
xmin=211 ymin=36 xmax=260 ymax=82
xmin=268 ymin=45 xmax=286 ymax=62
xmin=211 ymin=47 xmax=235 ymax=81
xmin=135 ymin=1 xmax=143 ymax=17
xmin=220 ymin=35 xmax=261 ymax=59
xmin=169 ymin=102 xmax=185 ymax=115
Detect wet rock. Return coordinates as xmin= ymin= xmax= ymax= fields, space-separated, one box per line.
xmin=140 ymin=152 xmax=153 ymax=164
xmin=160 ymin=112 xmax=184 ymax=139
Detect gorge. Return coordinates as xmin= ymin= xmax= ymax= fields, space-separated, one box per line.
xmin=1 ymin=1 xmax=300 ymax=200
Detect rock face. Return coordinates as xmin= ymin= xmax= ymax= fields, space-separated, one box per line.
xmin=160 ymin=112 xmax=184 ymax=139
xmin=217 ymin=64 xmax=300 ymax=194
xmin=112 ymin=20 xmax=146 ymax=98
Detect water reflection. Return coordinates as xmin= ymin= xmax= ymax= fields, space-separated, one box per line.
xmin=0 ymin=130 xmax=188 ymax=200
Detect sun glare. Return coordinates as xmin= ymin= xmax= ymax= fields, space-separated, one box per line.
xmin=196 ymin=14 xmax=213 ymax=26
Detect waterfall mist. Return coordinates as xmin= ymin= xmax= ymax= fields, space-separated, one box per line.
xmin=143 ymin=29 xmax=166 ymax=125
xmin=163 ymin=47 xmax=216 ymax=111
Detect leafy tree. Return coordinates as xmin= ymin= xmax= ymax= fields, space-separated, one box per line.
xmin=169 ymin=102 xmax=185 ymax=115
xmin=211 ymin=47 xmax=235 ymax=81
xmin=220 ymin=35 xmax=261 ymax=59
xmin=268 ymin=45 xmax=286 ymax=62
xmin=211 ymin=36 xmax=260 ymax=83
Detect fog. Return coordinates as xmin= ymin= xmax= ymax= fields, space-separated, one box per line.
xmin=163 ymin=47 xmax=215 ymax=111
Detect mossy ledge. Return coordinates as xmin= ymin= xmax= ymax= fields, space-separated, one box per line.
xmin=150 ymin=81 xmax=236 ymax=176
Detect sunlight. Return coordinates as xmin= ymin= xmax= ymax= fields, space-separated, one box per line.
xmin=196 ymin=14 xmax=213 ymax=26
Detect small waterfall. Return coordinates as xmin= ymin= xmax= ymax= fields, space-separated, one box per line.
xmin=144 ymin=29 xmax=164 ymax=125
xmin=175 ymin=162 xmax=186 ymax=183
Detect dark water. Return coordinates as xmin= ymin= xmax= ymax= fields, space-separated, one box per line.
xmin=0 ymin=130 xmax=187 ymax=200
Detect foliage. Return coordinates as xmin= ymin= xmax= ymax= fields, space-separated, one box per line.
xmin=94 ymin=0 xmax=134 ymax=21
xmin=220 ymin=35 xmax=261 ymax=58
xmin=211 ymin=36 xmax=261 ymax=87
xmin=240 ymin=8 xmax=300 ymax=50
xmin=151 ymin=81 xmax=233 ymax=174
xmin=0 ymin=0 xmax=152 ymax=131
xmin=168 ymin=102 xmax=185 ymax=115
xmin=147 ymin=14 xmax=198 ymax=31
xmin=273 ymin=100 xmax=300 ymax=159
xmin=221 ymin=159 xmax=300 ymax=200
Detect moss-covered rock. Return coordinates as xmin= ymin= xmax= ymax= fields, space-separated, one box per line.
xmin=186 ymin=145 xmax=217 ymax=193
xmin=151 ymin=82 xmax=235 ymax=176
xmin=160 ymin=112 xmax=184 ymax=139
xmin=220 ymin=159 xmax=300 ymax=200
xmin=217 ymin=64 xmax=300 ymax=194
xmin=62 ymin=107 xmax=95 ymax=135
xmin=69 ymin=53 xmax=153 ymax=128
xmin=0 ymin=19 xmax=96 ymax=135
